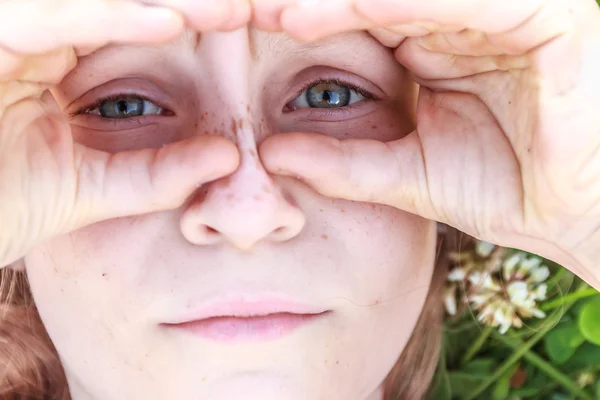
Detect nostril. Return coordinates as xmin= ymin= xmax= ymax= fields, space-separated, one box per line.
xmin=203 ymin=226 xmax=219 ymax=235
xmin=271 ymin=227 xmax=289 ymax=238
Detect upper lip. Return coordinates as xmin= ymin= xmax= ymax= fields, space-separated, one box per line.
xmin=162 ymin=294 xmax=330 ymax=325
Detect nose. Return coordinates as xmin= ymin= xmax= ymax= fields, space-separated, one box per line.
xmin=180 ymin=129 xmax=306 ymax=250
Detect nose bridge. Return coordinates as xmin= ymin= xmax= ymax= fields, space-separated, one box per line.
xmin=216 ymin=127 xmax=280 ymax=211
xmin=180 ymin=30 xmax=306 ymax=249
xmin=200 ymin=29 xmax=252 ymax=119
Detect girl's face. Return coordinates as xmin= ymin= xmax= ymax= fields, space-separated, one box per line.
xmin=24 ymin=28 xmax=436 ymax=400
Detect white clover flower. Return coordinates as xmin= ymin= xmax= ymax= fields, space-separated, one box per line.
xmin=468 ymin=271 xmax=501 ymax=291
xmin=445 ymin=244 xmax=551 ymax=334
xmin=475 ymin=241 xmax=496 ymax=258
xmin=577 ymin=371 xmax=595 ymax=387
xmin=444 ymin=284 xmax=458 ymax=316
xmin=448 ymin=267 xmax=468 ymax=282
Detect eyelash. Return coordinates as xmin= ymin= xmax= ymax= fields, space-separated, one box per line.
xmin=72 ymin=78 xmax=377 ymax=119
xmin=70 ymin=94 xmax=171 ymax=119
xmin=294 ymin=78 xmax=376 ymax=102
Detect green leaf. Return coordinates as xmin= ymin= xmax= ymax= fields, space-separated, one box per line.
xmin=544 ymin=322 xmax=586 ymax=364
xmin=463 ymin=358 xmax=496 ymax=376
xmin=563 ymin=342 xmax=600 ymax=370
xmin=448 ymin=372 xmax=486 ymax=398
xmin=579 ymin=297 xmax=600 ymax=346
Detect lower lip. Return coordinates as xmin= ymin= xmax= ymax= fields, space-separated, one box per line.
xmin=164 ymin=312 xmax=327 ymax=342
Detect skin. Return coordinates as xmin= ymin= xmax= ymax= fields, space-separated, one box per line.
xmin=22 ymin=29 xmax=436 ymax=400
xmin=3 ymin=0 xmax=598 ymax=398
xmin=255 ymin=0 xmax=600 ymax=290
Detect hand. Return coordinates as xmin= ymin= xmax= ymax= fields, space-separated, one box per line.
xmin=0 ymin=0 xmax=246 ymax=267
xmin=256 ymin=0 xmax=600 ymax=289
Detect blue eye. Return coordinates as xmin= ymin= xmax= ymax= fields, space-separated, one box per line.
xmin=287 ymin=81 xmax=367 ymax=111
xmin=84 ymin=95 xmax=166 ymax=119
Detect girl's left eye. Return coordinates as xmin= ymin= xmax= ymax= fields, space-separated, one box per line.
xmin=80 ymin=95 xmax=168 ymax=119
xmin=286 ymin=81 xmax=370 ymax=111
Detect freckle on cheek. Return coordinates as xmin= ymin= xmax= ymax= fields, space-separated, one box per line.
xmin=321 ymin=234 xmax=328 ymax=240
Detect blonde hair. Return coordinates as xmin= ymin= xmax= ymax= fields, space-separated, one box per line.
xmin=0 ymin=227 xmax=466 ymax=400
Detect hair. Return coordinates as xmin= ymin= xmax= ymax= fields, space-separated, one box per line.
xmin=0 ymin=226 xmax=470 ymax=400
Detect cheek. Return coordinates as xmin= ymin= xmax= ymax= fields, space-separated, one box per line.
xmin=279 ymin=102 xmax=415 ymax=142
xmin=24 ymin=217 xmax=156 ymax=325
xmin=335 ymin=202 xmax=437 ymax=301
xmin=321 ymin=203 xmax=436 ymax=393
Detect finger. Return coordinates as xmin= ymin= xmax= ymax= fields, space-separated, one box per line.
xmin=1 ymin=47 xmax=77 ymax=84
xmin=394 ymin=37 xmax=531 ymax=81
xmin=353 ymin=0 xmax=544 ymax=33
xmin=251 ymin=0 xmax=297 ymax=31
xmin=145 ymin=0 xmax=251 ymax=31
xmin=260 ymin=131 xmax=433 ymax=213
xmin=73 ymin=134 xmax=240 ymax=225
xmin=280 ymin=0 xmax=556 ymax=46
xmin=0 ymin=0 xmax=185 ymax=54
xmin=259 ymin=88 xmax=521 ymax=226
xmin=280 ymin=0 xmax=369 ymax=41
xmin=0 ymin=45 xmax=21 ymax=80
xmin=367 ymin=28 xmax=407 ymax=48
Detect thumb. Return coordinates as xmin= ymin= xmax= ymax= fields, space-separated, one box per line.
xmin=259 ymin=130 xmax=437 ymax=218
xmin=74 ymin=135 xmax=240 ymax=225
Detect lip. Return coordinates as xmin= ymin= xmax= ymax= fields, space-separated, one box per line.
xmin=160 ymin=296 xmax=331 ymax=342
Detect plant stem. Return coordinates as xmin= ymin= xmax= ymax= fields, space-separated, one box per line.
xmin=544 ymin=267 xmax=568 ymax=288
xmin=464 ymin=300 xmax=575 ymax=400
xmin=460 ymin=325 xmax=493 ymax=365
xmin=541 ymin=288 xmax=599 ymax=311
xmin=494 ymin=334 xmax=594 ymax=400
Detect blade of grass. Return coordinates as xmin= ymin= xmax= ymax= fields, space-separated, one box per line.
xmin=464 ymin=290 xmax=580 ymax=400
xmin=541 ymin=288 xmax=599 ymax=311
xmin=494 ymin=333 xmax=593 ymax=400
xmin=460 ymin=325 xmax=493 ymax=365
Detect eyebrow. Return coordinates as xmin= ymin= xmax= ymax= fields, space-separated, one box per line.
xmin=147 ymin=27 xmax=347 ymax=60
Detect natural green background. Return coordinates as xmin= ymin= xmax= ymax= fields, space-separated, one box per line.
xmin=431 ymin=264 xmax=600 ymax=400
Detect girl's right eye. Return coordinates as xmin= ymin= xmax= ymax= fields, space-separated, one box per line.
xmin=79 ymin=95 xmax=170 ymax=119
